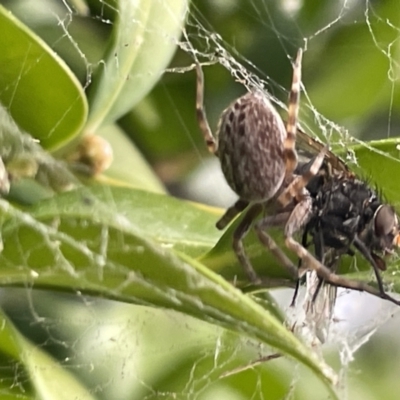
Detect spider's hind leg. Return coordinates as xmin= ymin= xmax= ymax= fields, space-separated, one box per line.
xmin=216 ymin=199 xmax=249 ymax=230
xmin=232 ymin=203 xmax=299 ymax=284
xmin=253 ymin=212 xmax=299 ymax=280
xmin=232 ymin=203 xmax=263 ymax=283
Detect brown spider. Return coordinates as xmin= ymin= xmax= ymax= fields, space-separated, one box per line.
xmin=194 ymin=49 xmax=400 ymax=301
xmin=195 ymin=49 xmax=328 ymax=282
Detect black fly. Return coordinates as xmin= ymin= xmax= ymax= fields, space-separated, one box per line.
xmin=293 ymin=130 xmax=400 ymax=340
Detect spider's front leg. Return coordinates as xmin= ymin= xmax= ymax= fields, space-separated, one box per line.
xmin=283 ymin=191 xmax=324 ymax=276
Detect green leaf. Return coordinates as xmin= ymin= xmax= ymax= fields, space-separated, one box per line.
xmin=0 ymin=187 xmax=338 ymax=395
xmin=20 ymin=334 xmax=96 ymax=400
xmin=346 ymin=138 xmax=400 ymax=204
xmin=0 ymin=308 xmax=94 ymax=399
xmin=0 ymin=5 xmax=87 ymax=150
xmin=86 ymin=0 xmax=188 ymax=132
xmin=31 ymin=186 xmax=221 ymax=257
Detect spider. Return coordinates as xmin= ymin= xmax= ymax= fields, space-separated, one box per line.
xmin=195 ymin=49 xmax=400 ymax=303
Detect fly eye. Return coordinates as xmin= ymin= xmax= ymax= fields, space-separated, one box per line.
xmin=374 ymin=205 xmax=396 ymax=237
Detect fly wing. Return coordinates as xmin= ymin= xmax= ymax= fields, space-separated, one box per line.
xmin=296 ymin=127 xmax=350 ymax=174
xmin=303 ymin=270 xmax=338 ymax=343
xmin=302 ymin=248 xmax=342 ymax=344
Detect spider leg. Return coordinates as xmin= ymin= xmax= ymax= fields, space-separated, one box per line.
xmin=320 ymin=269 xmax=400 ymax=306
xmin=283 ymin=48 xmax=302 ymax=177
xmin=284 ymin=193 xmax=317 ymax=271
xmin=232 ymin=204 xmax=263 ymax=283
xmin=284 ymin=195 xmax=348 ymax=281
xmin=253 ymin=211 xmax=298 ymax=279
xmin=216 ymin=199 xmax=249 ymax=230
xmin=233 ymin=204 xmax=298 ymax=283
xmin=195 ymin=62 xmax=218 ymax=155
xmin=278 ymin=146 xmax=328 ymax=207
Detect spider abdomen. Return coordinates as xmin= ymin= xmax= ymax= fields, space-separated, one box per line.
xmin=217 ymin=91 xmax=287 ymax=202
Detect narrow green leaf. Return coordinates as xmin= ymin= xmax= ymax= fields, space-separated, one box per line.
xmin=0 ymin=308 xmax=94 ymax=399
xmin=86 ymin=0 xmax=188 ymax=131
xmin=19 ymin=335 xmax=96 ymax=400
xmin=30 ymin=186 xmax=221 ymax=257
xmin=0 ymin=5 xmax=88 ymax=150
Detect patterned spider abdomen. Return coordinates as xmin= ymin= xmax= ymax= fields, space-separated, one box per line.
xmin=217 ymin=91 xmax=287 ymax=202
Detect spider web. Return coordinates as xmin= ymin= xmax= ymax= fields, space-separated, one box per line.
xmin=1 ymin=0 xmax=400 ymax=399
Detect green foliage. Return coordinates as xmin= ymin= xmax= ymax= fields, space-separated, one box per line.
xmin=0 ymin=5 xmax=87 ymax=150
xmin=0 ymin=0 xmax=400 ymax=399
